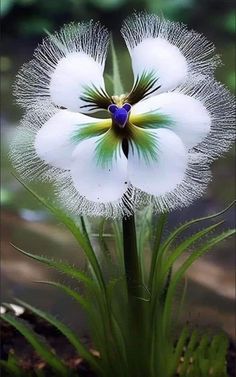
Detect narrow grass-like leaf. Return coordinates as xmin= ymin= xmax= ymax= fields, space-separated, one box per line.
xmin=12 ymin=174 xmax=105 ymax=291
xmin=0 ymin=355 xmax=23 ymax=377
xmin=172 ymin=327 xmax=190 ymax=374
xmin=98 ymin=219 xmax=111 ymax=263
xmin=36 ymin=281 xmax=91 ymax=312
xmin=1 ymin=313 xmax=68 ymax=376
xmin=163 ymin=229 xmax=235 ymax=334
xmin=15 ymin=300 xmax=102 ymax=374
xmin=112 ymin=220 xmax=124 ymax=266
xmin=179 ymin=330 xmax=199 ymax=375
xmin=11 ymin=243 xmax=95 ymax=288
xmin=149 ymin=213 xmax=168 ymax=288
xmin=160 ymin=201 xmax=235 ymax=260
xmin=161 ymin=221 xmax=224 ymax=279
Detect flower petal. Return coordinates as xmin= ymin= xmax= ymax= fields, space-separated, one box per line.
xmin=131 ymin=93 xmax=211 ymax=150
xmin=49 ymin=52 xmax=105 ymax=112
xmin=71 ymin=136 xmax=128 ymax=202
xmin=35 ymin=110 xmax=110 ymax=170
xmin=121 ymin=13 xmax=220 ymax=92
xmin=128 ymin=128 xmax=187 ymax=196
xmin=128 ymin=38 xmax=188 ymax=93
xmin=14 ymin=22 xmax=109 ymax=113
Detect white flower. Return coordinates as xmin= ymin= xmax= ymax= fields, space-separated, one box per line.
xmin=10 ymin=13 xmax=235 ymax=218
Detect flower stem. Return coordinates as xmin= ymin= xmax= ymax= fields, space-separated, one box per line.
xmin=122 ymin=214 xmax=141 ymax=300
xmin=123 ymin=214 xmax=146 ymax=374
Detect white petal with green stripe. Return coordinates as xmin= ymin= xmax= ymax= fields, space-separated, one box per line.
xmin=131 ymin=93 xmax=211 ymax=150
xmin=14 ymin=21 xmax=109 ymax=113
xmin=128 ymin=128 xmax=187 ymax=196
xmin=121 ymin=13 xmax=220 ymax=93
xmin=35 ymin=110 xmax=110 ymax=170
xmin=71 ymin=135 xmax=128 ymax=202
xmin=50 ymin=52 xmax=106 ymax=112
xmin=128 ymin=38 xmax=188 ymax=93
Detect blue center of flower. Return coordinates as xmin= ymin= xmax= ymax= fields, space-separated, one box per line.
xmin=108 ymin=103 xmax=131 ymax=128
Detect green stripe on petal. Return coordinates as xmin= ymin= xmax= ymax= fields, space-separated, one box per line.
xmin=129 ymin=124 xmax=158 ymax=165
xmin=71 ymin=119 xmax=112 ymax=144
xmin=80 ymin=84 xmax=112 ymax=111
xmin=130 ymin=111 xmax=173 ymax=130
xmin=95 ymin=128 xmax=122 ymax=168
xmin=126 ymin=71 xmax=160 ymax=105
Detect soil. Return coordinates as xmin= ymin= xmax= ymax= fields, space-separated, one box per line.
xmin=1 ymin=309 xmax=235 ymax=377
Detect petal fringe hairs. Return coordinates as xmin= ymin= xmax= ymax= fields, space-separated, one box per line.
xmin=10 ymin=13 xmax=235 ymax=219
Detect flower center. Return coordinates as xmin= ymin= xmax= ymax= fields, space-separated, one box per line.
xmin=108 ymin=103 xmax=131 ymax=128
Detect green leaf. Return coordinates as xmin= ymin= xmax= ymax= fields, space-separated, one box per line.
xmin=163 ymin=229 xmax=236 ymax=334
xmin=36 ymin=280 xmax=91 ymax=312
xmin=0 ymin=0 xmax=15 ymax=17
xmin=11 ymin=243 xmax=95 ymax=288
xmin=179 ymin=330 xmax=199 ymax=375
xmin=161 ymin=221 xmax=224 ymax=279
xmin=12 ymin=174 xmax=105 ymax=292
xmin=98 ymin=219 xmax=111 ymax=263
xmin=149 ymin=213 xmax=168 ymax=288
xmin=111 ymin=38 xmax=124 ymax=95
xmin=112 ymin=220 xmax=124 ymax=266
xmin=172 ymin=327 xmax=190 ymax=373
xmin=159 ymin=201 xmax=235 ymax=261
xmin=1 ymin=313 xmax=68 ymax=376
xmin=15 ymin=299 xmax=102 ymax=374
xmin=0 ymin=354 xmax=24 ymax=377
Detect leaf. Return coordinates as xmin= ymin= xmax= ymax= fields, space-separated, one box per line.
xmin=98 ymin=219 xmax=111 ymax=263
xmin=11 ymin=243 xmax=95 ymax=289
xmin=15 ymin=299 xmax=102 ymax=374
xmin=0 ymin=354 xmax=24 ymax=377
xmin=160 ymin=201 xmax=235 ymax=259
xmin=179 ymin=330 xmax=199 ymax=375
xmin=112 ymin=220 xmax=123 ymax=265
xmin=149 ymin=213 xmax=168 ymax=288
xmin=12 ymin=174 xmax=105 ymax=292
xmin=36 ymin=281 xmax=91 ymax=312
xmin=1 ymin=313 xmax=68 ymax=376
xmin=163 ymin=229 xmax=236 ymax=334
xmin=161 ymin=221 xmax=224 ymax=279
xmin=111 ymin=38 xmax=124 ymax=95
xmin=0 ymin=0 xmax=15 ymax=17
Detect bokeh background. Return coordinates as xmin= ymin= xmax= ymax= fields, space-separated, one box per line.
xmin=1 ymin=0 xmax=235 ymax=338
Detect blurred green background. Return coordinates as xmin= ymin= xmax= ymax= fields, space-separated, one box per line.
xmin=1 ymin=0 xmax=235 ymax=338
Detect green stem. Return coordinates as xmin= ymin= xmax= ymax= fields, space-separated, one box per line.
xmin=122 ymin=214 xmax=142 ymax=300
xmin=122 ymin=214 xmax=146 ymax=376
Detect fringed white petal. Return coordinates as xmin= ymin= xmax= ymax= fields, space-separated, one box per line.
xmin=128 ymin=38 xmax=188 ymax=93
xmin=9 ymin=106 xmax=64 ymax=182
xmin=14 ymin=21 xmax=109 ymax=113
xmin=176 ymin=77 xmax=236 ymax=160
xmin=132 ymin=93 xmax=211 ymax=150
xmin=34 ymin=110 xmax=104 ymax=170
xmin=121 ymin=12 xmax=220 ymax=92
xmin=70 ymin=136 xmax=128 ymax=202
xmin=151 ymin=152 xmax=212 ymax=213
xmin=49 ymin=52 xmax=105 ymax=112
xmin=54 ymin=173 xmax=140 ymax=219
xmin=128 ymin=128 xmax=188 ymax=196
